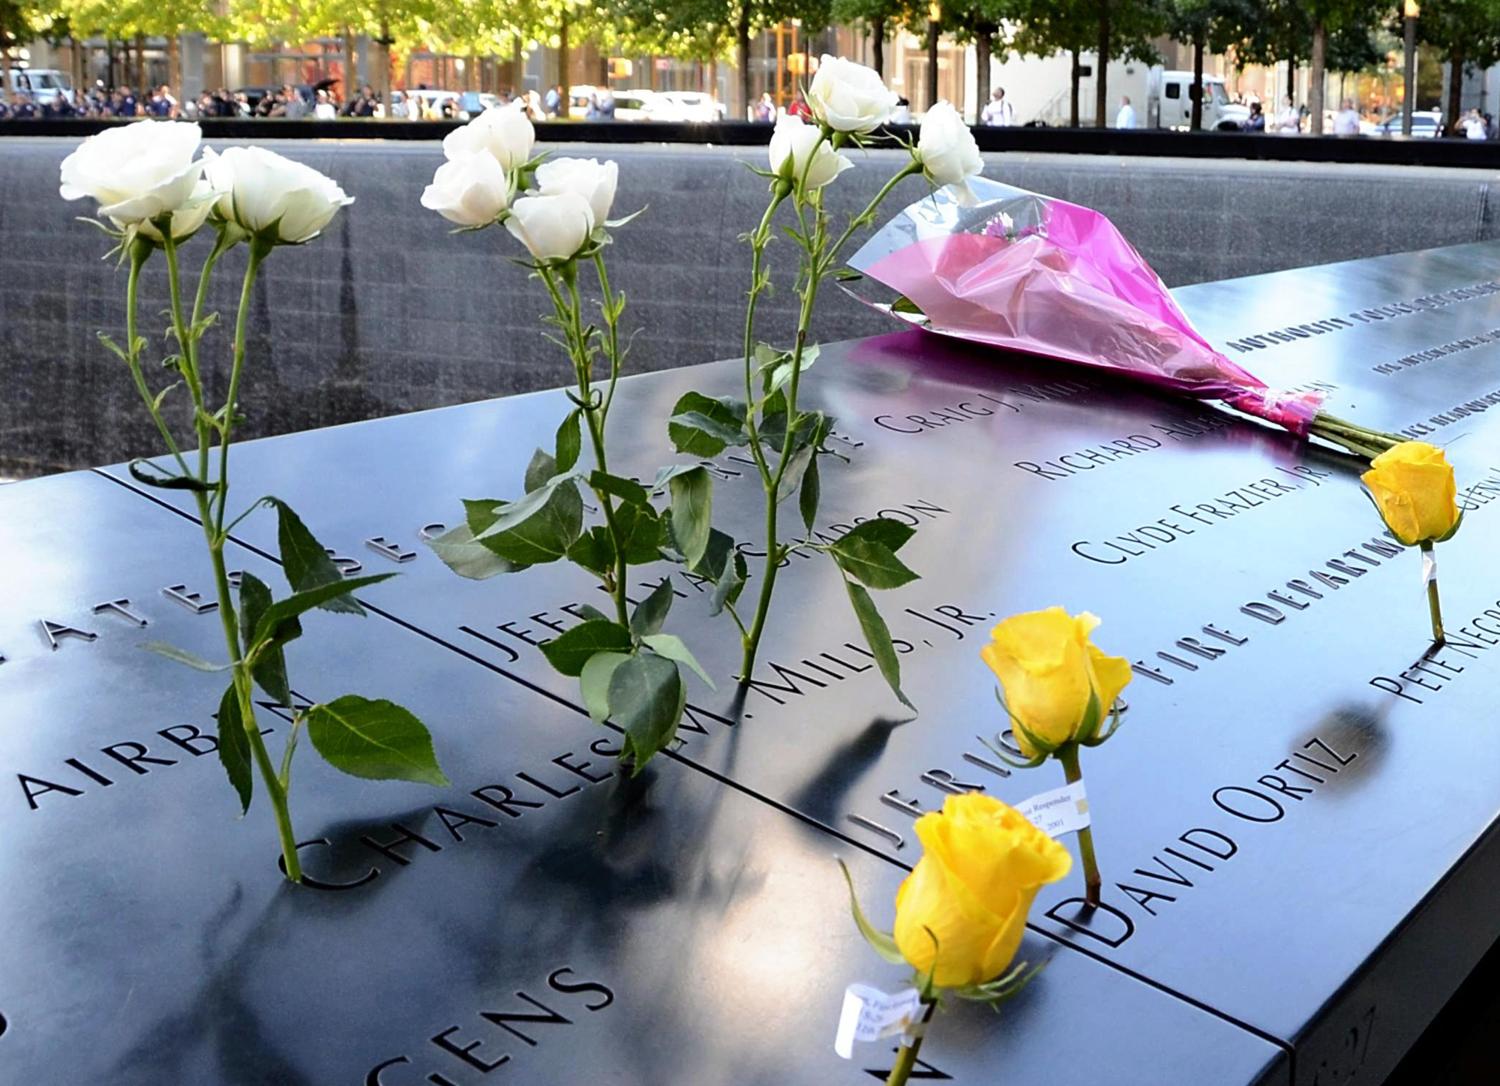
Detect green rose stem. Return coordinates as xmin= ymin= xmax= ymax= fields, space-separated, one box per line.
xmin=885 ymin=997 xmax=938 ymax=1086
xmin=538 ymin=260 xmax=630 ymax=626
xmin=1422 ymin=541 xmax=1446 ymax=645
xmin=1057 ymin=743 xmax=1102 ymax=908
xmin=144 ymin=227 xmax=305 ymax=883
xmin=737 ymin=146 xmax=922 ymax=680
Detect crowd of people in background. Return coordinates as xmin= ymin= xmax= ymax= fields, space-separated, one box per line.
xmin=4 ymin=75 xmax=1500 ymax=139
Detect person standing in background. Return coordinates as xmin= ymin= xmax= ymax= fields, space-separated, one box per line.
xmin=980 ymin=87 xmax=1015 ymax=126
xmin=1276 ymin=95 xmax=1300 ymax=132
xmin=1242 ymin=101 xmax=1266 ymax=132
xmin=1332 ymin=98 xmax=1360 ymax=135
xmin=1115 ymin=95 xmax=1137 ymax=129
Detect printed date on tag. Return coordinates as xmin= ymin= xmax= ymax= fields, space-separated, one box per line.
xmin=1016 ymin=779 xmax=1090 ymax=838
xmin=834 ymin=984 xmax=923 ymax=1058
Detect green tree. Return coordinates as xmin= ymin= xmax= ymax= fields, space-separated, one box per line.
xmin=1167 ymin=0 xmax=1255 ymax=129
xmin=1011 ymin=0 xmax=1162 ymax=126
xmin=1410 ymin=0 xmax=1500 ymax=123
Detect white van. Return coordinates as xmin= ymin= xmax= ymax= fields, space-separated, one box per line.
xmin=1146 ymin=69 xmax=1247 ymax=131
xmin=4 ymin=68 xmax=73 ymax=104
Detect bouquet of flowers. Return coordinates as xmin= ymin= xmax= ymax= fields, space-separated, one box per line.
xmin=848 ymin=178 xmax=1401 ymax=460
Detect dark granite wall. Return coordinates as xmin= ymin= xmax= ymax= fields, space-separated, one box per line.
xmin=2 ymin=136 xmax=1496 ymax=476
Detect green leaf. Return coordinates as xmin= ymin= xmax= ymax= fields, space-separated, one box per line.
xmin=589 ymin=470 xmax=650 ymax=508
xmin=580 ymin=651 xmax=630 ymax=723
xmin=566 ymin=526 xmax=615 ymax=577
xmin=477 ymin=477 xmax=584 ymax=566
xmin=463 ymin=498 xmax=507 ymax=535
xmin=844 ymin=580 xmax=914 ymax=711
xmin=830 ymin=536 xmax=919 ymax=590
xmin=776 ymin=444 xmax=816 ymax=504
xmin=641 ymin=632 xmax=716 ymax=689
xmin=668 ymin=466 xmax=712 ymax=568
xmin=836 ymin=859 xmax=904 ymax=964
xmin=239 ymin=571 xmax=290 ymax=706
xmin=614 ymin=502 xmax=668 ymax=564
xmin=250 ymin=573 xmax=396 ymax=648
xmin=128 ymin=458 xmax=214 ymax=492
xmin=524 ymin=448 xmax=558 ymax=493
xmin=267 ymin=498 xmax=363 ymax=616
xmin=306 ymin=695 xmax=449 ymax=786
xmin=538 ymin=619 xmax=634 ymax=677
xmin=631 ymin=579 xmax=675 ymax=637
xmin=428 ymin=522 xmax=527 ymax=579
xmin=609 ymin=652 xmax=684 ymax=769
xmin=141 ymin=641 xmax=229 ymax=672
xmin=215 ymin=683 xmax=254 ymax=814
xmin=555 ymin=409 xmax=583 ymax=473
xmin=668 ymin=391 xmax=748 ymax=457
xmin=799 ymin=455 xmax=821 ymax=532
xmin=840 ymin=518 xmax=917 ymax=553
xmin=711 ymin=551 xmax=748 ymax=617
xmin=765 ymin=343 xmax=820 ymax=395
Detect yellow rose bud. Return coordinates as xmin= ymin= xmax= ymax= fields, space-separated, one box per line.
xmin=1360 ymin=441 xmax=1460 ymax=546
xmin=980 ymin=607 xmax=1133 ymax=758
xmin=893 ymin=793 xmax=1072 ymax=989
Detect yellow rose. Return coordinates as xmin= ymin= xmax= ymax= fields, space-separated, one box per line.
xmin=1361 ymin=441 xmax=1460 ymax=546
xmin=893 ymin=794 xmax=1072 ymax=988
xmin=980 ymin=607 xmax=1133 ymax=758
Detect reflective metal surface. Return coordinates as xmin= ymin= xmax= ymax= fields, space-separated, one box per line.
xmin=0 ymin=472 xmax=1286 ymax=1084
xmin=95 ymin=240 xmax=1500 ymax=1083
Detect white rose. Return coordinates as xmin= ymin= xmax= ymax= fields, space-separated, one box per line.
xmin=768 ymin=115 xmax=852 ymax=191
xmin=534 ymin=157 xmax=617 ymax=226
xmin=505 ymin=192 xmax=596 ymax=263
xmin=807 ymin=54 xmax=898 ymax=134
xmin=421 ymin=152 xmax=510 ymax=227
xmin=444 ymin=102 xmax=535 ymax=170
xmin=918 ymin=100 xmax=983 ymax=192
xmin=203 ymin=146 xmax=354 ymax=245
xmin=59 ymin=120 xmax=204 ymax=227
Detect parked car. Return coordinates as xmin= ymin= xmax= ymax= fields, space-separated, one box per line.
xmin=1373 ymin=110 xmax=1442 ymax=138
xmin=4 ymin=68 xmax=72 ymax=104
xmin=457 ymin=91 xmax=501 ymax=120
xmin=655 ymin=90 xmax=721 ymax=123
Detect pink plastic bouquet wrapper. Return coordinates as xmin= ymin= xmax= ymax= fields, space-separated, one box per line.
xmin=847 ymin=178 xmax=1324 ymax=436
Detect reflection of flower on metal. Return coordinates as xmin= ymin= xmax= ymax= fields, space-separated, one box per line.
xmin=849 ymin=179 xmax=1325 ymax=437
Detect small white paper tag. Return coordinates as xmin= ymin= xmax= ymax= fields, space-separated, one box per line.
xmin=1016 ymin=779 xmax=1091 ymax=838
xmin=834 ymin=984 xmax=923 ymax=1059
xmin=1422 ymin=550 xmax=1438 ymax=587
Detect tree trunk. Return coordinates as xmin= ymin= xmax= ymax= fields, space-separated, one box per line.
xmin=1286 ymin=59 xmax=1295 ymax=103
xmin=168 ymin=36 xmax=181 ymax=98
xmin=1308 ymin=21 xmax=1325 ymax=135
xmin=1 ymin=40 xmax=12 ymax=99
xmin=135 ymin=33 xmax=146 ymax=88
xmin=975 ymin=30 xmax=991 ymax=120
xmin=378 ymin=22 xmax=393 ymax=112
xmin=1448 ymin=50 xmax=1465 ymax=133
xmin=1070 ymin=47 xmax=1081 ymax=127
xmin=1190 ymin=32 xmax=1204 ymax=130
xmin=1095 ymin=0 xmax=1110 ymax=128
xmin=926 ymin=17 xmax=939 ymax=111
xmin=872 ymin=16 xmax=886 ymax=78
xmin=557 ymin=13 xmax=570 ymax=117
xmin=343 ymin=28 xmax=356 ymax=93
xmin=737 ymin=6 xmax=751 ymax=120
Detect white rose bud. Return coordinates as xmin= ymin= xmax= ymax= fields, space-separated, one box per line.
xmin=768 ymin=115 xmax=853 ymax=191
xmin=203 ymin=146 xmax=354 ymax=245
xmin=505 ymin=192 xmax=596 ymax=263
xmin=807 ymin=54 xmax=898 ymax=134
xmin=534 ymin=157 xmax=618 ymax=226
xmin=918 ymin=100 xmax=983 ymax=194
xmin=421 ymin=152 xmax=510 ymax=227
xmin=444 ymin=102 xmax=536 ymax=170
xmin=59 ymin=120 xmax=204 ymax=228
